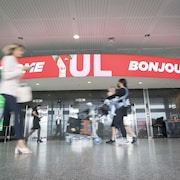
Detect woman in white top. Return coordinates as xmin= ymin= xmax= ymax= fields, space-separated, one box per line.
xmin=1 ymin=43 xmax=32 ymax=154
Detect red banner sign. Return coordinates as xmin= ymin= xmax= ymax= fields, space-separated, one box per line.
xmin=2 ymin=54 xmax=180 ymax=79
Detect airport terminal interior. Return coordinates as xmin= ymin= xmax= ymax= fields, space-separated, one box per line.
xmin=0 ymin=0 xmax=180 ymax=180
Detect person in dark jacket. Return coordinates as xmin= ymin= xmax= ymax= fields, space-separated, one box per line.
xmin=106 ymin=79 xmax=129 ymax=145
xmin=25 ymin=105 xmax=43 ymax=143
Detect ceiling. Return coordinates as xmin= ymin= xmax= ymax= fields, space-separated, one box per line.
xmin=0 ymin=0 xmax=179 ymax=90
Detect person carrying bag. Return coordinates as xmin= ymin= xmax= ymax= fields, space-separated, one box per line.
xmin=0 ymin=43 xmax=32 ymax=154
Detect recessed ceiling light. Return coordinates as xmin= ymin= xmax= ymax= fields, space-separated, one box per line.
xmin=139 ymin=82 xmax=143 ymax=84
xmin=73 ymin=34 xmax=80 ymax=39
xmin=88 ymin=81 xmax=91 ymax=84
xmin=36 ymin=83 xmax=40 ymax=86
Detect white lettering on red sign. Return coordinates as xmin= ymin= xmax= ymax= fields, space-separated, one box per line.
xmin=94 ymin=54 xmax=112 ymax=76
xmin=70 ymin=55 xmax=90 ymax=76
xmin=29 ymin=62 xmax=45 ymax=73
xmin=19 ymin=62 xmax=45 ymax=73
xmin=70 ymin=54 xmax=112 ymax=77
xmin=128 ymin=61 xmax=180 ymax=74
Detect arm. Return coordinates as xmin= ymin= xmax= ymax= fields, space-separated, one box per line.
xmin=2 ymin=56 xmax=23 ymax=80
xmin=111 ymin=88 xmax=128 ymax=103
xmin=32 ymin=110 xmax=40 ymax=118
xmin=116 ymin=88 xmax=128 ymax=100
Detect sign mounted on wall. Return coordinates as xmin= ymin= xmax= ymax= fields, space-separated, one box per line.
xmin=1 ymin=54 xmax=180 ymax=79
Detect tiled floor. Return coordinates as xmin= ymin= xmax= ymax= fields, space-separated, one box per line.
xmin=0 ymin=138 xmax=180 ymax=180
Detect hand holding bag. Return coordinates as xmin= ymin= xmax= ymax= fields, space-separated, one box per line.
xmin=16 ymin=83 xmax=32 ymax=103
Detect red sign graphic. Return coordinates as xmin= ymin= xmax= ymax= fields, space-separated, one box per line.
xmin=1 ymin=54 xmax=180 ymax=79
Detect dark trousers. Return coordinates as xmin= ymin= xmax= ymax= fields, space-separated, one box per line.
xmin=112 ymin=107 xmax=127 ymax=138
xmin=2 ymin=94 xmax=23 ymax=140
xmin=55 ymin=124 xmax=61 ymax=136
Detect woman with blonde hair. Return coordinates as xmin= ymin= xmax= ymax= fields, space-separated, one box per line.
xmin=0 ymin=43 xmax=32 ymax=154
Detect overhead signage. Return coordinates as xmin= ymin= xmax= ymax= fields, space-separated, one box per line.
xmin=1 ymin=54 xmax=180 ymax=79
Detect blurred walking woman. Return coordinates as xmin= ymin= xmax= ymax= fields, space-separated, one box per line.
xmin=0 ymin=43 xmax=32 ymax=154
xmin=106 ymin=78 xmax=129 ymax=144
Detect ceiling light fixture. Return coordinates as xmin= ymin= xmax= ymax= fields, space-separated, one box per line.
xmin=36 ymin=83 xmax=40 ymax=86
xmin=73 ymin=34 xmax=80 ymax=39
xmin=139 ymin=82 xmax=143 ymax=85
xmin=107 ymin=37 xmax=115 ymax=43
xmin=144 ymin=34 xmax=150 ymax=37
xmin=18 ymin=36 xmax=24 ymax=40
xmin=88 ymin=81 xmax=91 ymax=84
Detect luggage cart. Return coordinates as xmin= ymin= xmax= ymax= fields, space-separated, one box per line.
xmin=65 ymin=102 xmax=107 ymax=145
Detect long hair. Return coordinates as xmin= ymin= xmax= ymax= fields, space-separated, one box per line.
xmin=118 ymin=78 xmax=127 ymax=87
xmin=2 ymin=43 xmax=25 ymax=56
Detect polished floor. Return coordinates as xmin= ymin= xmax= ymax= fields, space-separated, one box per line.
xmin=0 ymin=138 xmax=180 ymax=180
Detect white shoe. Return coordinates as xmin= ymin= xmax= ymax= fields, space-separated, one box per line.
xmin=118 ymin=139 xmax=129 ymax=145
xmin=15 ymin=146 xmax=32 ymax=154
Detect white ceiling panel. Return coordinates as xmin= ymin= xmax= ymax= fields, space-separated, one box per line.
xmin=152 ymin=17 xmax=180 ymax=34
xmin=0 ymin=0 xmax=70 ymax=19
xmin=78 ymin=18 xmax=106 ymax=36
xmin=106 ymin=0 xmax=129 ymax=18
xmin=127 ymin=0 xmax=163 ymax=17
xmin=161 ymin=0 xmax=180 ymax=17
xmin=124 ymin=17 xmax=154 ymax=34
xmin=75 ymin=0 xmax=109 ymax=18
